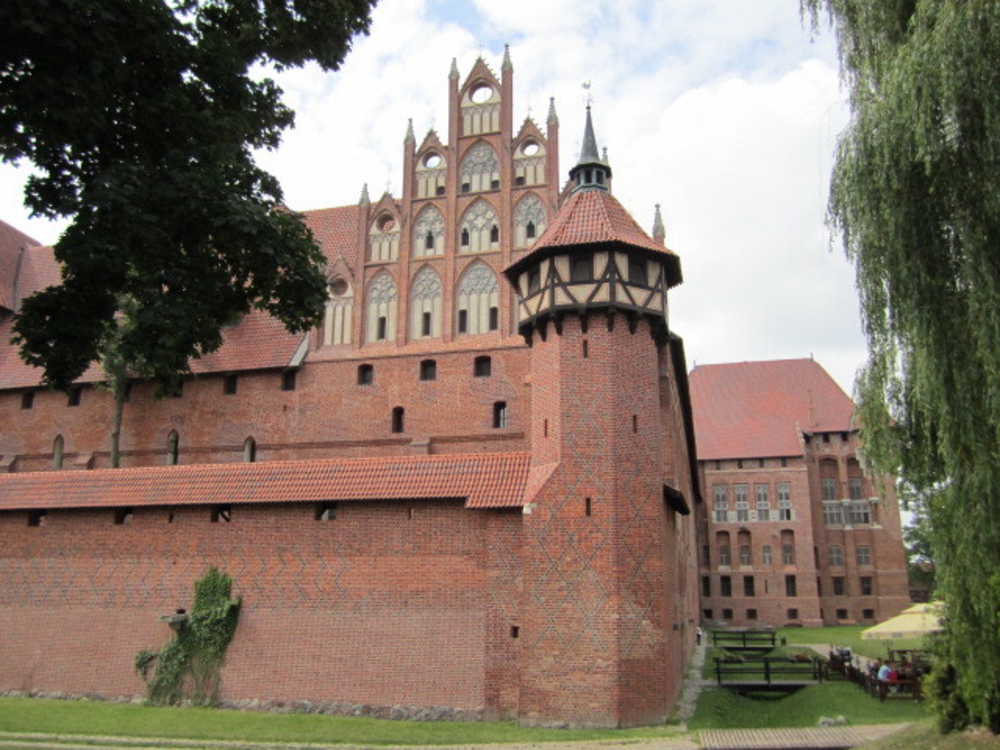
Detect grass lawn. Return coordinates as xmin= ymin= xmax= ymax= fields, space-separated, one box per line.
xmin=0 ymin=698 xmax=688 ymax=746
xmin=777 ymin=625 xmax=929 ymax=660
xmin=687 ymin=682 xmax=929 ymax=730
xmin=863 ymin=720 xmax=1000 ymax=750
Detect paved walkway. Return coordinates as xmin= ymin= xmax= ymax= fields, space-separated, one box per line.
xmin=700 ymin=723 xmax=909 ymax=749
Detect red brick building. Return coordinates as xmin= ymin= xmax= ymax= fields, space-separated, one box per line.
xmin=689 ymin=359 xmax=909 ymax=629
xmin=0 ymin=50 xmax=701 ymax=728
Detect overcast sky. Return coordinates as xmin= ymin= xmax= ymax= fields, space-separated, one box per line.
xmin=0 ymin=0 xmax=867 ymax=394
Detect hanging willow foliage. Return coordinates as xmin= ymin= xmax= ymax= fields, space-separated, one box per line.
xmin=802 ymin=0 xmax=1000 ymax=732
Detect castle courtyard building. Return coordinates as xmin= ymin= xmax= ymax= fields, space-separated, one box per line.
xmin=689 ymin=358 xmax=910 ymax=629
xmin=0 ymin=50 xmax=701 ymax=728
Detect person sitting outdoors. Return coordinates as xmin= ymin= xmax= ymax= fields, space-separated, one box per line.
xmin=877 ymin=661 xmax=892 ymax=682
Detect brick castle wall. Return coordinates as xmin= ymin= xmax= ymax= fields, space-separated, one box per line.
xmin=0 ymin=500 xmax=521 ymax=714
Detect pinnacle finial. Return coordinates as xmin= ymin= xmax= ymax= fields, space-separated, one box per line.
xmin=449 ymin=58 xmax=459 ymax=80
xmin=602 ymin=146 xmax=609 ymax=165
xmin=404 ymin=118 xmax=415 ymax=143
xmin=359 ymin=183 xmax=370 ymax=206
xmin=547 ymin=97 xmax=559 ymax=127
xmin=652 ymin=204 xmax=665 ymax=244
xmin=502 ymin=43 xmax=512 ymax=71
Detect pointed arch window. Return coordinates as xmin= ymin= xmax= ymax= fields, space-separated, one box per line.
xmin=514 ymin=193 xmax=547 ymax=248
xmin=366 ymin=271 xmax=398 ymax=343
xmin=324 ymin=277 xmax=353 ymax=346
xmin=52 ymin=435 xmax=64 ymax=470
xmin=167 ymin=430 xmax=179 ymax=465
xmin=459 ymin=200 xmax=499 ymax=254
xmin=413 ymin=205 xmax=445 ymax=257
xmin=459 ymin=142 xmax=500 ymax=193
xmin=243 ymin=437 xmax=257 ymax=463
xmin=456 ymin=262 xmax=500 ymax=335
xmin=410 ymin=266 xmax=442 ymax=339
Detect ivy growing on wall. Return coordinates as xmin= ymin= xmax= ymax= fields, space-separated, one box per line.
xmin=136 ymin=567 xmax=242 ymax=706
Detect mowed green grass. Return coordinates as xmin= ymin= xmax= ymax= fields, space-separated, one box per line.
xmin=0 ymin=698 xmax=686 ymax=745
xmin=688 ymin=683 xmax=929 ymax=730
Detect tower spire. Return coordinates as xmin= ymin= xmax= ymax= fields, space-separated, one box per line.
xmin=502 ymin=43 xmax=512 ymax=72
xmin=578 ymin=105 xmax=601 ymax=164
xmin=449 ymin=57 xmax=459 ymax=80
xmin=404 ymin=117 xmax=415 ymax=144
xmin=569 ymin=105 xmax=612 ymax=192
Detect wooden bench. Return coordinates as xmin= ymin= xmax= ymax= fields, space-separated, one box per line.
xmin=714 ymin=655 xmax=825 ymax=695
xmin=710 ymin=629 xmax=779 ymax=652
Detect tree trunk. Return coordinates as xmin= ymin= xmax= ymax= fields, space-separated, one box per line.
xmin=110 ymin=383 xmax=127 ymax=468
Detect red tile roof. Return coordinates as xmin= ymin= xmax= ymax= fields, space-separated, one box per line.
xmin=303 ymin=205 xmax=360 ymax=268
xmin=533 ymin=189 xmax=674 ymax=256
xmin=506 ymin=188 xmax=682 ymax=286
xmin=190 ymin=312 xmax=303 ymax=375
xmin=0 ymin=452 xmax=532 ymax=511
xmin=689 ymin=359 xmax=856 ymax=460
xmin=0 ymin=220 xmax=40 ymax=312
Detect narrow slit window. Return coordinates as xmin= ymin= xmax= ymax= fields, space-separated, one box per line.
xmin=223 ymin=374 xmax=238 ymax=395
xmin=243 ymin=437 xmax=256 ymax=463
xmin=392 ymin=406 xmax=405 ymax=434
xmin=582 ymin=339 xmax=589 ymax=358
xmin=458 ymin=309 xmax=468 ymax=334
xmin=377 ymin=316 xmax=388 ymax=341
xmin=632 ymin=414 xmax=638 ymax=433
xmin=167 ymin=431 xmax=179 ymax=465
xmin=422 ymin=311 xmax=432 ymax=337
xmin=493 ymin=401 xmax=508 ymax=429
xmin=67 ymin=386 xmax=82 ymax=407
xmin=281 ymin=370 xmax=297 ymax=391
xmin=585 ymin=497 xmax=592 ymax=517
xmin=488 ymin=306 xmax=499 ymax=331
xmin=21 ymin=391 xmax=34 ymax=409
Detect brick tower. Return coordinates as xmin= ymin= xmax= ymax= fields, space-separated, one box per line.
xmin=504 ymin=109 xmax=696 ymax=727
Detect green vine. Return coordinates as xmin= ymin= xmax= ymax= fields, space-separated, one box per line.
xmin=136 ymin=567 xmax=242 ymax=706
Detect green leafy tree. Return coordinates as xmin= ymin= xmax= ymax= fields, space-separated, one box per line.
xmin=900 ymin=484 xmax=936 ymax=596
xmin=1 ymin=0 xmax=375 ymax=390
xmin=803 ymin=0 xmax=1000 ymax=731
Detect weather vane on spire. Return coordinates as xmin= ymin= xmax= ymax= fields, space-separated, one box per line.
xmin=582 ymin=81 xmax=593 ymax=107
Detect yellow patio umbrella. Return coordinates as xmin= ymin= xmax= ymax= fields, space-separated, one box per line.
xmin=861 ymin=602 xmax=944 ymax=640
